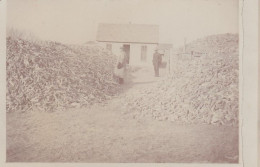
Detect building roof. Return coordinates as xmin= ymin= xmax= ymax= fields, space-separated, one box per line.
xmin=96 ymin=23 xmax=159 ymax=44
xmin=158 ymin=43 xmax=173 ymax=50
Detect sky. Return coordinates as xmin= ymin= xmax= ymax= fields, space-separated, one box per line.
xmin=7 ymin=0 xmax=238 ymax=47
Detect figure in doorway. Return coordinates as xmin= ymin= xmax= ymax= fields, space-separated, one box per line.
xmin=153 ymin=49 xmax=160 ymax=77
xmin=115 ymin=46 xmax=127 ymax=84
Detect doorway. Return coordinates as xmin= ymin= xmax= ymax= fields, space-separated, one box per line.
xmin=123 ymin=44 xmax=130 ymax=64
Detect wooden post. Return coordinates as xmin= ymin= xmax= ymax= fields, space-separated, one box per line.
xmin=184 ymin=38 xmax=186 ymax=53
xmin=168 ymin=49 xmax=171 ymax=74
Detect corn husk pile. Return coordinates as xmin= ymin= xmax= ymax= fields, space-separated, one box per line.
xmin=6 ymin=37 xmax=119 ymax=112
xmin=125 ymin=34 xmax=239 ymax=126
xmin=180 ymin=33 xmax=238 ymax=54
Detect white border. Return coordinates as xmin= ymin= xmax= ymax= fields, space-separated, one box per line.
xmin=241 ymin=0 xmax=258 ymax=166
xmin=0 ymin=0 xmax=258 ymax=166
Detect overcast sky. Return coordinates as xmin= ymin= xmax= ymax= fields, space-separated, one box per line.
xmin=7 ymin=0 xmax=238 ymax=47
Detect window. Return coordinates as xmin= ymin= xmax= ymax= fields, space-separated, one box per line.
xmin=141 ymin=45 xmax=147 ymax=61
xmin=106 ymin=43 xmax=112 ymax=51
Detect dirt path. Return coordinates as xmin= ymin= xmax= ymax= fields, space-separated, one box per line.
xmin=6 ymin=67 xmax=239 ymax=163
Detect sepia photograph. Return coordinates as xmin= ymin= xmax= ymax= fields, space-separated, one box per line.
xmin=6 ymin=0 xmax=239 ymax=163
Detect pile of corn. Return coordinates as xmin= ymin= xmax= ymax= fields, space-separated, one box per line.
xmin=6 ymin=37 xmax=119 ymax=112
xmin=125 ymin=34 xmax=239 ymax=126
xmin=180 ymin=33 xmax=238 ymax=54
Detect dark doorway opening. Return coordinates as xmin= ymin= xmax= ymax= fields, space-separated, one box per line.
xmin=123 ymin=44 xmax=130 ymax=64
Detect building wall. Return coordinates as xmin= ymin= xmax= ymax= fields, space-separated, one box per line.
xmin=129 ymin=43 xmax=140 ymax=65
xmin=99 ymin=42 xmax=157 ymax=67
xmin=129 ymin=43 xmax=157 ymax=66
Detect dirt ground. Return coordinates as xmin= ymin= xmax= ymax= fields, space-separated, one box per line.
xmin=6 ymin=66 xmax=239 ymax=163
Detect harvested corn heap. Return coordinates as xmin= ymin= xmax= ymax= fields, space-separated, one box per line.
xmin=125 ymin=34 xmax=239 ymax=126
xmin=7 ymin=37 xmax=119 ymax=112
xmin=179 ymin=33 xmax=238 ymax=54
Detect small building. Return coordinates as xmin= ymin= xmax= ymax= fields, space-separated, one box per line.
xmin=96 ymin=23 xmax=159 ymax=66
xmin=157 ymin=43 xmax=173 ymax=72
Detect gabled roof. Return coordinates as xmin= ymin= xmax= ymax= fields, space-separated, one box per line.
xmin=96 ymin=23 xmax=159 ymax=44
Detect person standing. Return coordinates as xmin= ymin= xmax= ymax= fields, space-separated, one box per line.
xmin=115 ymin=47 xmax=127 ymax=84
xmin=153 ymin=49 xmax=160 ymax=77
xmin=158 ymin=53 xmax=163 ymax=67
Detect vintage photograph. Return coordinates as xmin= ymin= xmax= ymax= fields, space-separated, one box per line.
xmin=6 ymin=0 xmax=239 ymax=163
